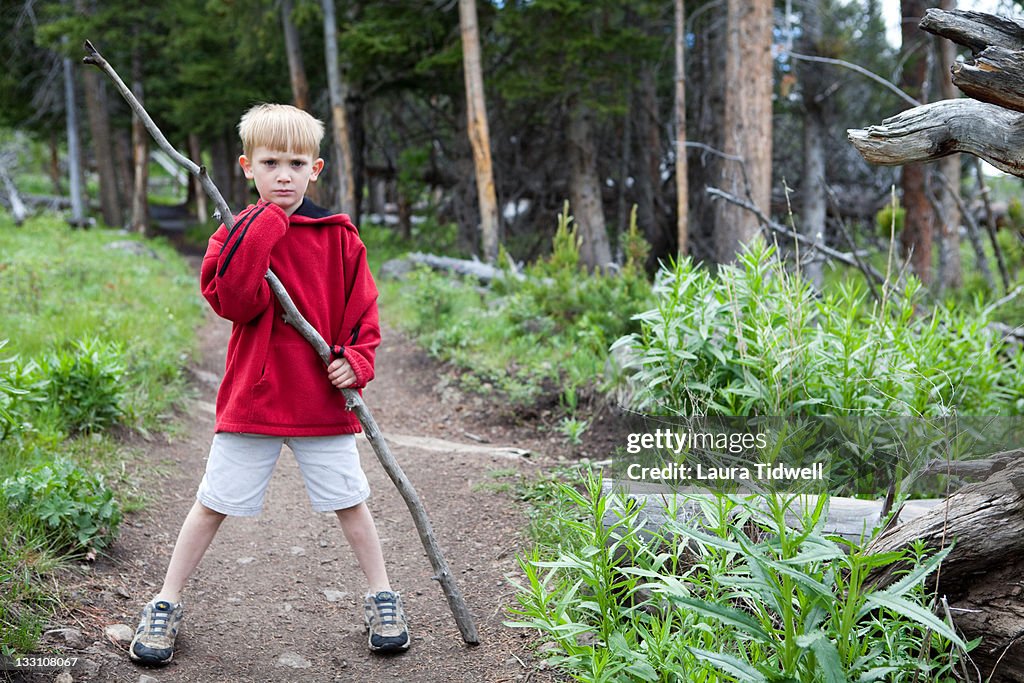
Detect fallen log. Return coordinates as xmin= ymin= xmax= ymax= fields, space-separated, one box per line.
xmin=82 ymin=40 xmax=479 ymax=645
xmin=867 ymin=452 xmax=1024 ymax=682
xmin=600 ymin=479 xmax=942 ymax=545
xmin=0 ymin=164 xmax=28 ymax=226
xmin=402 ymin=252 xmax=524 ymax=283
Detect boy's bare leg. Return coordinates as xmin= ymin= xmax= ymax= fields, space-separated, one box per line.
xmin=335 ymin=502 xmax=391 ymax=593
xmin=153 ymin=501 xmax=227 ymax=604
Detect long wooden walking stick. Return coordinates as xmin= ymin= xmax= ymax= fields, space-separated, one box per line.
xmin=82 ymin=40 xmax=480 ymax=645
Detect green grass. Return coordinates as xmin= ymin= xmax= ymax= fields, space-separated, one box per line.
xmin=0 ymin=210 xmax=202 ymax=657
xmin=0 ymin=212 xmax=204 ymax=431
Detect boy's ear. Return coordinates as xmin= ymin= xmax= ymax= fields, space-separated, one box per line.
xmin=310 ymin=158 xmax=324 ymax=182
xmin=238 ymin=154 xmax=255 ymax=179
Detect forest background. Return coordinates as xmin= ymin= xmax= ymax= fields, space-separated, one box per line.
xmin=4 ymin=0 xmax=1024 ymax=680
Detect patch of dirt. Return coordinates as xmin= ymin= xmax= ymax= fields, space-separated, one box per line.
xmin=18 ymin=298 xmax=584 ymax=681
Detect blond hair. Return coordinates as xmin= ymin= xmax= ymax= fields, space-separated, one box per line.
xmin=237 ymin=103 xmax=324 ymax=158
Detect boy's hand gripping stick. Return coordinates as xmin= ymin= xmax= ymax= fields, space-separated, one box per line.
xmin=83 ymin=40 xmax=480 ymax=646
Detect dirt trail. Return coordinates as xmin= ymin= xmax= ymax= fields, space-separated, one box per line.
xmin=34 ymin=301 xmax=562 ymax=682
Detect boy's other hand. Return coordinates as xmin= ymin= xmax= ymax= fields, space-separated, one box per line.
xmin=327 ymin=357 xmax=356 ymax=389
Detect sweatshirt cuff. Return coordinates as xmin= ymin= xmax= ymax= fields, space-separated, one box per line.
xmin=341 ymin=348 xmax=374 ymax=388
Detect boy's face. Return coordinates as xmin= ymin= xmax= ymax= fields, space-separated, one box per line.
xmin=239 ymin=146 xmax=324 ymax=215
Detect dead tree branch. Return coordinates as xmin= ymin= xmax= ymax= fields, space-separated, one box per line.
xmin=788 ymin=51 xmax=922 ymax=108
xmin=82 ymin=40 xmax=480 ymax=646
xmin=706 ymin=186 xmax=890 ymax=289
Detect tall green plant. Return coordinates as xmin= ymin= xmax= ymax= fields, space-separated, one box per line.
xmin=614 ymin=238 xmax=1023 ymax=418
xmin=509 ymin=470 xmax=972 ymax=683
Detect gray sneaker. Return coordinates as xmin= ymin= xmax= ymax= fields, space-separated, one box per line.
xmin=363 ymin=591 xmax=410 ymax=652
xmin=129 ymin=599 xmax=183 ymax=664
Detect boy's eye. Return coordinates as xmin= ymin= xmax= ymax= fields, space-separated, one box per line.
xmin=291 ymin=160 xmax=306 ymax=168
xmin=263 ymin=160 xmax=277 ymax=167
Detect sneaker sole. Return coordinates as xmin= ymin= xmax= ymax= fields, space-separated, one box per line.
xmin=367 ymin=634 xmax=410 ymax=652
xmin=128 ymin=637 xmax=175 ymax=665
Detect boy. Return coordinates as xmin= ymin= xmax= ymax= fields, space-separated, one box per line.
xmin=129 ymin=103 xmax=409 ymax=664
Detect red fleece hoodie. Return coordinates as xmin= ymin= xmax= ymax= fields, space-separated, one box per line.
xmin=200 ymin=198 xmax=380 ymax=436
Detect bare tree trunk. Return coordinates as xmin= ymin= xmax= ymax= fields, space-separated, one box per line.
xmin=210 ymin=133 xmax=232 ymax=209
xmin=900 ymin=0 xmax=936 ymax=284
xmin=48 ymin=132 xmax=62 ymax=195
xmin=281 ymin=0 xmax=310 ymax=111
xmin=188 ymin=133 xmax=208 ymax=223
xmin=688 ymin=5 xmax=726 ymax=262
xmin=458 ymin=0 xmax=500 ymax=263
xmin=114 ymin=127 xmax=133 ymax=212
xmin=799 ymin=0 xmax=827 ymax=287
xmin=281 ymin=0 xmax=320 ymax=205
xmin=936 ymin=0 xmax=962 ymax=291
xmin=322 ymin=0 xmax=357 ymax=217
xmin=675 ymin=0 xmax=689 ymax=256
xmin=82 ymin=66 xmax=123 ymax=228
xmin=567 ymin=99 xmax=612 ymax=270
xmin=62 ymin=50 xmax=87 ymax=228
xmin=715 ymin=0 xmax=773 ymax=262
xmin=635 ymin=66 xmax=665 ymax=258
xmin=130 ymin=55 xmax=149 ymax=236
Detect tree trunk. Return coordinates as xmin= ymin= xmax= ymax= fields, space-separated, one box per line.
xmin=635 ymin=65 xmax=665 ymax=259
xmin=936 ymin=0 xmax=963 ymax=291
xmin=900 ymin=0 xmax=936 ymax=284
xmin=674 ymin=0 xmax=689 ymax=256
xmin=799 ymin=0 xmax=827 ymax=287
xmin=130 ymin=56 xmax=149 ymax=236
xmin=210 ymin=133 xmax=232 ymax=212
xmin=715 ymin=0 xmax=773 ymax=263
xmin=322 ymin=0 xmax=357 ymax=217
xmin=281 ymin=0 xmax=320 ymax=205
xmin=48 ymin=132 xmax=62 ymax=195
xmin=458 ymin=0 xmax=500 ymax=263
xmin=82 ymin=66 xmax=123 ymax=228
xmin=567 ymin=99 xmax=612 ymax=270
xmin=62 ymin=51 xmax=87 ymax=228
xmin=188 ymin=133 xmax=208 ymax=223
xmin=687 ymin=2 xmax=726 ymax=263
xmin=281 ymin=0 xmax=310 ymax=111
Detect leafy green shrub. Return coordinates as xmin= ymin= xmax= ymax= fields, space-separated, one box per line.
xmin=614 ymin=238 xmax=1023 ymax=418
xmin=508 ymin=470 xmax=971 ymax=682
xmin=387 ymin=204 xmax=652 ymax=407
xmin=0 ymin=341 xmax=48 ymax=441
xmin=1 ymin=457 xmax=122 ymax=555
xmin=40 ymin=338 xmax=126 ymax=434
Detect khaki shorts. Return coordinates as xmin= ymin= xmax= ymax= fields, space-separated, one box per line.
xmin=196 ymin=432 xmax=370 ymax=516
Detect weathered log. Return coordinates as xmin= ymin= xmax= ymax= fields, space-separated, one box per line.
xmin=82 ymin=40 xmax=480 ymax=645
xmin=920 ymin=8 xmax=1024 ymax=54
xmin=867 ymin=453 xmax=1024 ymax=682
xmin=847 ymin=99 xmax=1024 ymax=178
xmin=951 ymin=46 xmax=1024 ymax=114
xmin=600 ymin=480 xmax=942 ymax=544
xmin=406 ymin=251 xmax=524 ymax=283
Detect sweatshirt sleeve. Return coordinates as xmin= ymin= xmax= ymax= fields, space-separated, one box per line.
xmin=200 ymin=200 xmax=289 ymax=324
xmin=335 ymin=231 xmax=381 ymax=389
